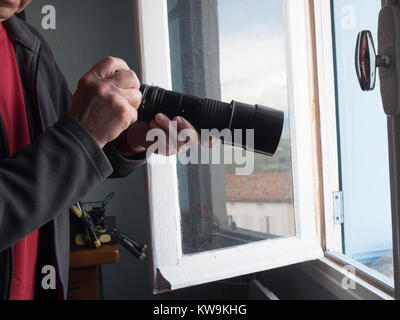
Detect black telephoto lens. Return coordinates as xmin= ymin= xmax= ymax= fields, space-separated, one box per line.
xmin=138 ymin=85 xmax=284 ymax=156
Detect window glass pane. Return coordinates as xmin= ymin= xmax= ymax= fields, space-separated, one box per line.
xmin=167 ymin=0 xmax=294 ymax=254
xmin=332 ymin=0 xmax=394 ymax=285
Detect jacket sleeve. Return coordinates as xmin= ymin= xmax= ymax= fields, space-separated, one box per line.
xmin=103 ymin=140 xmax=146 ymax=178
xmin=0 ymin=115 xmax=113 ymax=252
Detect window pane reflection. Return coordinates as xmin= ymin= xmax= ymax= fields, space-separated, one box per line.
xmin=167 ymin=0 xmax=295 ymax=254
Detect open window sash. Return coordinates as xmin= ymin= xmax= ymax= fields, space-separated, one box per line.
xmin=135 ymin=0 xmax=324 ymax=293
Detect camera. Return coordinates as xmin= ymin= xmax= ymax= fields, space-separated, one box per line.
xmin=138 ymin=85 xmax=284 ymax=156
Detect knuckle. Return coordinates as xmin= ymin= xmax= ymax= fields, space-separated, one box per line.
xmin=104 ymin=56 xmax=116 ymax=64
xmin=134 ymin=71 xmax=141 ymax=82
xmin=122 ymin=70 xmax=140 ymax=87
xmin=109 ymin=94 xmax=122 ymax=107
xmin=104 ymin=56 xmax=127 ymax=68
xmin=78 ymin=75 xmax=91 ymax=88
xmin=127 ymin=69 xmax=136 ymax=79
xmin=94 ymin=82 xmax=109 ymax=98
xmin=133 ymin=90 xmax=143 ymax=106
xmin=130 ymin=70 xmax=140 ymax=83
xmin=116 ymin=57 xmax=128 ymax=66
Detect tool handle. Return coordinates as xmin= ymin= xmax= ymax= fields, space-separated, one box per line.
xmin=119 ymin=234 xmax=145 ymax=260
xmin=120 ymin=231 xmax=147 ymax=253
xmin=86 ymin=225 xmax=102 ymax=248
xmin=71 ymin=205 xmax=83 ymax=219
xmin=71 ymin=204 xmax=101 ymax=248
xmin=102 ymin=192 xmax=115 ymax=207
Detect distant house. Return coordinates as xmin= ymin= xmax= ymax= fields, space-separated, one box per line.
xmin=225 ymin=173 xmax=294 ymax=237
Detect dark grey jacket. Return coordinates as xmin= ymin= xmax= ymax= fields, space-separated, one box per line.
xmin=0 ymin=16 xmax=145 ymax=299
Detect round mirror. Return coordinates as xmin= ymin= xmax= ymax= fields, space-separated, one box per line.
xmin=355 ymin=30 xmax=377 ymax=91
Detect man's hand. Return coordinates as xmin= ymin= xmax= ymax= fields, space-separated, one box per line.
xmin=68 ymin=56 xmax=142 ymax=149
xmin=122 ymin=114 xmax=216 ymax=157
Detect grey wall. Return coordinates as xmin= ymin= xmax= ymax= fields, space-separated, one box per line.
xmin=23 ymin=0 xmax=337 ymax=300
xmin=25 ymin=0 xmax=152 ymax=300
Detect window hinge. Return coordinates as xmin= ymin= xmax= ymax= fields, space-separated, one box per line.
xmin=333 ymin=191 xmax=344 ymax=225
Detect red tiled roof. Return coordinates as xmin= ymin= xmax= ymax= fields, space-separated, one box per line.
xmin=225 ymin=173 xmax=293 ymax=201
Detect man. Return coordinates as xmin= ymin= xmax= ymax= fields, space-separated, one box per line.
xmin=0 ymin=0 xmax=197 ymax=300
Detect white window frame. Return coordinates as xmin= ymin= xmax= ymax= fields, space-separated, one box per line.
xmin=136 ymin=0 xmax=325 ymax=294
xmin=312 ymin=0 xmax=343 ymax=253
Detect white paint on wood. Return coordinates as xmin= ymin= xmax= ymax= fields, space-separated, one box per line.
xmin=158 ymin=238 xmax=322 ymax=291
xmin=284 ymin=0 xmax=321 ymax=243
xmin=137 ymin=0 xmax=183 ymax=290
xmin=313 ymin=0 xmax=343 ymax=252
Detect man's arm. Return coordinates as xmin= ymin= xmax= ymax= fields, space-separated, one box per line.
xmin=27 ymin=23 xmax=146 ymax=179
xmin=0 ymin=23 xmax=144 ymax=251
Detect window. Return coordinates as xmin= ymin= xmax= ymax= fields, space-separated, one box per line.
xmin=137 ymin=0 xmax=322 ymax=293
xmin=136 ymin=0 xmax=398 ymax=296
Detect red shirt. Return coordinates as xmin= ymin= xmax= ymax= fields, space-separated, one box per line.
xmin=0 ymin=22 xmax=39 ymax=300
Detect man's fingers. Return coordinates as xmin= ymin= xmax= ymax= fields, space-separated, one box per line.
xmin=174 ymin=115 xmax=217 ymax=149
xmin=149 ymin=119 xmax=178 ymax=156
xmin=127 ymin=122 xmax=153 ymax=151
xmin=202 ymin=135 xmax=218 ymax=149
xmin=90 ymin=56 xmax=130 ymax=79
xmin=150 ymin=117 xmax=177 ymax=146
xmin=154 ymin=113 xmax=179 ymax=144
xmin=151 ymin=115 xmax=199 ymax=154
xmin=174 ymin=116 xmax=195 ymax=131
xmin=112 ymin=69 xmax=140 ymax=90
xmin=154 ymin=113 xmax=171 ymax=131
xmin=174 ymin=116 xmax=199 ymax=148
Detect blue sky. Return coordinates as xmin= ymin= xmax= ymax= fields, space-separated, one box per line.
xmin=218 ymin=0 xmax=285 ymax=37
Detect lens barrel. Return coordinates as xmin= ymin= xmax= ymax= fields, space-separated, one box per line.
xmin=139 ymin=85 xmax=284 ymax=156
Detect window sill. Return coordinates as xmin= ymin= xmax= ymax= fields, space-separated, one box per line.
xmin=301 ymin=256 xmax=394 ymax=300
